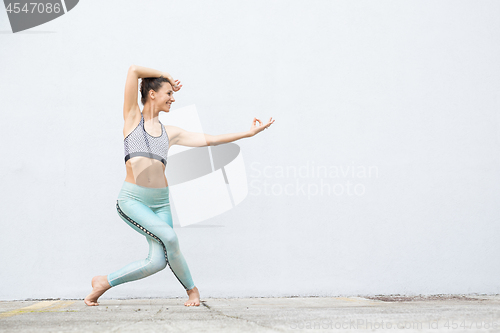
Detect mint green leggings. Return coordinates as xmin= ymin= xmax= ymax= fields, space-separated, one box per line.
xmin=107 ymin=181 xmax=195 ymax=291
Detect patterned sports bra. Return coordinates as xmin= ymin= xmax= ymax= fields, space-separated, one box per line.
xmin=124 ymin=113 xmax=169 ymax=166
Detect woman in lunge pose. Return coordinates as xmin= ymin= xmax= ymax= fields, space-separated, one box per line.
xmin=84 ymin=65 xmax=274 ymax=307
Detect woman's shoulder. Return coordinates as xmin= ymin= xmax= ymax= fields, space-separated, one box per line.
xmin=162 ymin=125 xmax=184 ymax=145
xmin=163 ymin=124 xmax=181 ymax=133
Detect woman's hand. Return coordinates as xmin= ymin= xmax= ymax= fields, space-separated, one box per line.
xmin=250 ymin=117 xmax=275 ymax=136
xmin=171 ymin=79 xmax=183 ymax=92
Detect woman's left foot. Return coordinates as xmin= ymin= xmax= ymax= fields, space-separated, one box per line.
xmin=185 ymin=286 xmax=200 ymax=306
xmin=84 ymin=275 xmax=111 ymax=306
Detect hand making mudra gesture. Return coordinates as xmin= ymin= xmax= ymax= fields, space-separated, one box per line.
xmin=250 ymin=117 xmax=275 ymax=135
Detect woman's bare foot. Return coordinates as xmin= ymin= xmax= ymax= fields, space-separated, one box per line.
xmin=84 ymin=275 xmax=112 ymax=306
xmin=185 ymin=286 xmax=200 ymax=306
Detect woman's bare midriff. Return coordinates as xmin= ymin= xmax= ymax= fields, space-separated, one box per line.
xmin=124 ymin=158 xmax=169 ymax=188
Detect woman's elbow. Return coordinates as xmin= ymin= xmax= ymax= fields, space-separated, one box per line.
xmin=206 ymin=134 xmax=217 ymax=146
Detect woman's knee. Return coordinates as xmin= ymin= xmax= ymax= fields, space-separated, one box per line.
xmin=161 ymin=232 xmax=180 ymax=251
xmin=146 ymin=239 xmax=168 ymax=273
xmin=146 ymin=255 xmax=167 ymax=274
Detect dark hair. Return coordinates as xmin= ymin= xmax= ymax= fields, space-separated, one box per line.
xmin=139 ymin=76 xmax=171 ymax=105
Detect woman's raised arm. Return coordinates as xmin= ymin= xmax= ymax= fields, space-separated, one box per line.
xmin=123 ymin=65 xmax=181 ymax=120
xmin=123 ymin=65 xmax=140 ymax=119
xmin=134 ymin=65 xmax=175 ymax=83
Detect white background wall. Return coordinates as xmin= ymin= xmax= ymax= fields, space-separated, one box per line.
xmin=0 ymin=0 xmax=499 ymax=301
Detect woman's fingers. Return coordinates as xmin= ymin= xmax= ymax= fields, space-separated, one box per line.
xmin=172 ymin=79 xmax=182 ymax=91
xmin=264 ymin=117 xmax=274 ymax=129
xmin=252 ymin=117 xmax=276 ymax=133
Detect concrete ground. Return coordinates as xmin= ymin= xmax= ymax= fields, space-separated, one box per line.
xmin=1 ymin=294 xmax=499 ymax=332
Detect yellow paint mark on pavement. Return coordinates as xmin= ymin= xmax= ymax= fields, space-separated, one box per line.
xmin=44 ymin=300 xmax=76 ymax=311
xmin=0 ymin=300 xmax=76 ymax=318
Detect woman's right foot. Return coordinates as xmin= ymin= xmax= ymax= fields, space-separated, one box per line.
xmin=84 ymin=275 xmax=111 ymax=306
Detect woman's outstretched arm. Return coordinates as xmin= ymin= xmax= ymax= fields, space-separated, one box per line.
xmin=168 ymin=117 xmax=275 ymax=147
xmin=210 ymin=117 xmax=275 ymax=145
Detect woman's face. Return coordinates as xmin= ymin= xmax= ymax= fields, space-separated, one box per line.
xmin=151 ymin=82 xmax=175 ymax=112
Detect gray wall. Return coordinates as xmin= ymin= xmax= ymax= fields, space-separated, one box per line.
xmin=0 ymin=0 xmax=499 ymax=301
